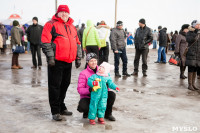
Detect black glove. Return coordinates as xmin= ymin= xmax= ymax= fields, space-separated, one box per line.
xmin=89 ymin=87 xmax=92 ymax=92
xmin=75 ymin=58 xmax=81 ymax=68
xmin=48 ymin=57 xmax=55 ymax=67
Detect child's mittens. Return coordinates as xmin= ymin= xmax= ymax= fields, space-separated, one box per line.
xmin=93 ymin=81 xmax=99 ymax=86
xmin=116 ymin=87 xmax=120 ymax=92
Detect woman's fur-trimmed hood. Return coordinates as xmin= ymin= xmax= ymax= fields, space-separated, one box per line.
xmin=188 ymin=26 xmax=195 ymax=32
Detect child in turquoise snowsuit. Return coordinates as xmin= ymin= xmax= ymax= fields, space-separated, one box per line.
xmin=87 ymin=62 xmax=120 ymax=125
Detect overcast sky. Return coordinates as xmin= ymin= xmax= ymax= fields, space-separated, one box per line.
xmin=1 ymin=0 xmax=200 ymax=33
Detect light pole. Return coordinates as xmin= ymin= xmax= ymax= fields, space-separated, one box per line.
xmin=114 ymin=0 xmax=117 ymax=27
xmin=55 ymin=0 xmax=57 ymax=13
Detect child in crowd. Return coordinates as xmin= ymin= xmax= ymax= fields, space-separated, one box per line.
xmin=87 ymin=62 xmax=120 ymax=125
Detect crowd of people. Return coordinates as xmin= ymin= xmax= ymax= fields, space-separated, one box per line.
xmin=0 ymin=4 xmax=200 ymax=124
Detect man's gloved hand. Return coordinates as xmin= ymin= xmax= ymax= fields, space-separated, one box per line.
xmin=93 ymin=81 xmax=99 ymax=86
xmin=48 ymin=57 xmax=55 ymax=67
xmin=75 ymin=58 xmax=81 ymax=68
xmin=116 ymin=87 xmax=120 ymax=92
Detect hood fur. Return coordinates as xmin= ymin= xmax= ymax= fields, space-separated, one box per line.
xmin=188 ymin=26 xmax=195 ymax=32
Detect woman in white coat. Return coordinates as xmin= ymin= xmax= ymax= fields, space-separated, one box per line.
xmin=96 ymin=21 xmax=111 ymax=65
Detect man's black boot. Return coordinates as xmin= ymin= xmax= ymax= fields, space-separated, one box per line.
xmin=60 ymin=109 xmax=73 ymax=116
xmin=52 ymin=114 xmax=63 ymax=121
xmin=115 ymin=72 xmax=121 ymax=77
xmin=143 ymin=72 xmax=147 ymax=77
xmin=105 ymin=114 xmax=116 ymax=121
xmin=131 ymin=71 xmax=138 ymax=76
xmin=123 ymin=71 xmax=131 ymax=76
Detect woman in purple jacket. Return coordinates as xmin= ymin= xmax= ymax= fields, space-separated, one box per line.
xmin=77 ymin=53 xmax=116 ymax=121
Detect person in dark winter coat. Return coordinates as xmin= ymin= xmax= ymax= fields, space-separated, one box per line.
xmin=175 ymin=24 xmax=190 ymax=79
xmin=110 ymin=21 xmax=130 ymax=77
xmin=41 ymin=5 xmax=81 ymax=121
xmin=78 ymin=23 xmax=85 ymax=58
xmin=0 ymin=24 xmax=8 ymax=54
xmin=171 ymin=31 xmax=178 ymax=50
xmin=186 ymin=20 xmax=200 ymax=91
xmin=155 ymin=27 xmax=167 ymax=63
xmin=26 ymin=17 xmax=43 ymax=69
xmin=132 ymin=18 xmax=153 ymax=76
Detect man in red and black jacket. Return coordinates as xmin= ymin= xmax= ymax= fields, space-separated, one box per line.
xmin=41 ymin=5 xmax=81 ymax=121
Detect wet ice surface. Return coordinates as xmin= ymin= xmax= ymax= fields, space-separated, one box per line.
xmin=0 ymin=47 xmax=200 ymax=133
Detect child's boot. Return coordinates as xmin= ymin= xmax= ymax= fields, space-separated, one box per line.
xmin=98 ymin=118 xmax=105 ymax=124
xmin=89 ymin=119 xmax=96 ymax=125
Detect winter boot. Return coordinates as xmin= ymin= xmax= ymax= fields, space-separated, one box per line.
xmin=143 ymin=72 xmax=147 ymax=77
xmin=188 ymin=72 xmax=195 ymax=91
xmin=11 ymin=65 xmax=19 ymax=69
xmin=17 ymin=65 xmax=23 ymax=69
xmin=131 ymin=71 xmax=138 ymax=76
xmin=183 ymin=66 xmax=187 ymax=78
xmin=98 ymin=118 xmax=105 ymax=124
xmin=192 ymin=72 xmax=199 ymax=90
xmin=115 ymin=72 xmax=121 ymax=77
xmin=11 ymin=53 xmax=17 ymax=68
xmin=31 ymin=66 xmax=37 ymax=69
xmin=123 ymin=71 xmax=131 ymax=76
xmin=89 ymin=119 xmax=96 ymax=125
xmin=105 ymin=114 xmax=116 ymax=121
xmin=83 ymin=112 xmax=88 ymax=118
xmin=60 ymin=109 xmax=73 ymax=116
xmin=180 ymin=73 xmax=186 ymax=79
xmin=181 ymin=66 xmax=187 ymax=78
xmin=52 ymin=114 xmax=63 ymax=121
xmin=180 ymin=70 xmax=186 ymax=79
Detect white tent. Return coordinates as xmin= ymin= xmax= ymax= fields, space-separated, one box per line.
xmin=1 ymin=14 xmax=23 ymax=25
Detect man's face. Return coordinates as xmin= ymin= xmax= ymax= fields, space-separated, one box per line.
xmin=58 ymin=11 xmax=69 ymax=22
xmin=118 ymin=25 xmax=123 ymax=30
xmin=183 ymin=29 xmax=189 ymax=33
xmin=100 ymin=21 xmax=105 ymax=25
xmin=196 ymin=24 xmax=200 ymax=29
xmin=139 ymin=22 xmax=145 ymax=28
xmin=32 ymin=20 xmax=37 ymax=25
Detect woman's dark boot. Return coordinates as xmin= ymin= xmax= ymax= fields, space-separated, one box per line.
xmin=188 ymin=72 xmax=195 ymax=91
xmin=192 ymin=72 xmax=199 ymax=90
xmin=183 ymin=66 xmax=187 ymax=78
xmin=180 ymin=66 xmax=186 ymax=79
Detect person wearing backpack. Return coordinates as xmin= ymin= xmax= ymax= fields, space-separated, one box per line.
xmin=96 ymin=21 xmax=110 ymax=65
xmin=82 ymin=20 xmax=101 ymax=59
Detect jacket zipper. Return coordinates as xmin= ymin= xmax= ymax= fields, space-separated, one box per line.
xmin=64 ymin=24 xmax=71 ymax=59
